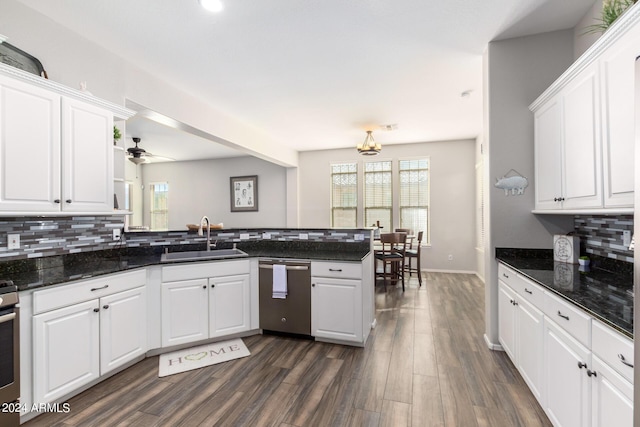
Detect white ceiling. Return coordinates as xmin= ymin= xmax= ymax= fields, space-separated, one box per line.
xmin=19 ymin=0 xmax=595 ymax=157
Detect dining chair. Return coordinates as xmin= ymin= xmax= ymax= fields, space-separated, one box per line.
xmin=394 ymin=228 xmax=413 ymax=249
xmin=404 ymin=231 xmax=423 ymax=286
xmin=374 ymin=232 xmax=407 ymax=291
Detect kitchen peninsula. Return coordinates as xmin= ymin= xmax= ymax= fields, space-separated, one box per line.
xmin=12 ymin=227 xmax=374 ymax=423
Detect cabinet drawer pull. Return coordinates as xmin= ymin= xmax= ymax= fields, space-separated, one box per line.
xmin=587 ymin=369 xmax=597 ymax=377
xmin=93 ymin=308 xmax=100 ymax=313
xmin=329 ymin=268 xmax=343 ymax=272
xmin=578 ymin=361 xmax=587 ymax=369
xmin=618 ymin=353 xmax=634 ymax=368
xmin=557 ymin=311 xmax=569 ymax=321
xmin=524 ymin=288 xmax=533 ymax=294
xmin=502 ymin=273 xmax=509 ymax=279
xmin=90 ymin=285 xmax=109 ymax=292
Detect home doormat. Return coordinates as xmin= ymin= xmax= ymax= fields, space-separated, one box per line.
xmin=158 ymin=338 xmax=250 ymax=377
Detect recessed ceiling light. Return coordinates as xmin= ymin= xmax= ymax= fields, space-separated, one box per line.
xmin=199 ymin=0 xmax=224 ymax=13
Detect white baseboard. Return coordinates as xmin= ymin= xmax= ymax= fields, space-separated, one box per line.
xmin=484 ymin=334 xmax=503 ymax=351
xmin=423 ymin=268 xmax=477 ymax=275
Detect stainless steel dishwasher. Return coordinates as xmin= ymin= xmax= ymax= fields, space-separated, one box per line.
xmin=259 ymin=260 xmax=311 ymax=336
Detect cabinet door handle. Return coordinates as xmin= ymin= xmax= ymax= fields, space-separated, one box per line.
xmin=90 ymin=285 xmax=109 ymax=292
xmin=54 ymin=199 xmax=61 ymax=204
xmin=577 ymin=361 xmax=587 ymax=369
xmin=211 ymin=284 xmax=215 ymax=288
xmin=524 ymin=288 xmax=533 ymax=294
xmin=618 ymin=353 xmax=634 ymax=368
xmin=557 ymin=311 xmax=569 ymax=321
xmin=93 ymin=308 xmax=100 ymax=313
xmin=203 ymin=285 xmax=207 ymax=289
xmin=312 ymin=283 xmax=316 ymax=287
xmin=65 ymin=199 xmax=72 ymax=204
xmin=103 ymin=304 xmax=109 ymax=309
xmin=587 ymin=369 xmax=597 ymax=377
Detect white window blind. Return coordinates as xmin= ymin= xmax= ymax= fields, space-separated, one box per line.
xmin=399 ymin=159 xmax=429 ymax=243
xmin=330 ymin=163 xmax=358 ymax=227
xmin=150 ymin=182 xmax=169 ymax=230
xmin=364 ymin=160 xmax=392 ymax=230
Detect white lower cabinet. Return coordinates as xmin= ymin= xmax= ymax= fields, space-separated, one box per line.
xmin=498 ymin=262 xmax=634 ymax=427
xmin=161 ymin=260 xmax=251 ymax=347
xmin=32 ymin=270 xmax=147 ymax=404
xmin=161 ymin=278 xmax=209 ymax=346
xmin=543 ymin=318 xmax=591 ymax=427
xmin=209 ymin=274 xmax=250 ymax=338
xmin=311 ymin=261 xmax=364 ymax=344
xmin=99 ymin=286 xmax=147 ymax=374
xmin=498 ymin=274 xmax=544 ymax=403
xmin=33 ymin=299 xmax=100 ymax=404
xmin=591 ymin=355 xmax=633 ymax=427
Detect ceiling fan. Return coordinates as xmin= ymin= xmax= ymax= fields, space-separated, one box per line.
xmin=127 ymin=137 xmax=174 ymax=164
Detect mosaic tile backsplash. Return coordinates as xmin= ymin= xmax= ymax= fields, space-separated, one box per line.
xmin=0 ymin=216 xmax=371 ymax=261
xmin=574 ymin=215 xmax=634 ymax=263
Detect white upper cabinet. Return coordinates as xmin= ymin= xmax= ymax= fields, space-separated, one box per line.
xmin=61 ymin=98 xmax=113 ymax=212
xmin=534 ymin=95 xmax=563 ymax=210
xmin=530 ymin=5 xmax=640 ymax=213
xmin=0 ymin=63 xmax=134 ymax=215
xmin=0 ymin=76 xmax=61 ymax=212
xmin=561 ymin=62 xmax=602 ymax=210
xmin=599 ymin=23 xmax=640 ymax=208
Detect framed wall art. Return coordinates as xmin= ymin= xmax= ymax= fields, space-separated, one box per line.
xmin=230 ymin=175 xmax=258 ymax=212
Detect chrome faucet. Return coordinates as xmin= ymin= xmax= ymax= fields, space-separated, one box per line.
xmin=198 ymin=215 xmax=211 ymax=251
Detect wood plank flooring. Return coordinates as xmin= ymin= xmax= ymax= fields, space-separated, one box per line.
xmin=24 ymin=272 xmax=551 ymax=427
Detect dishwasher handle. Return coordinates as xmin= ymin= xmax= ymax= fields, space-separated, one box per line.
xmin=259 ymin=264 xmax=309 ymax=271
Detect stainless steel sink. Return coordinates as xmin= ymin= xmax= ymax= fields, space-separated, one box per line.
xmin=160 ymin=248 xmax=248 ymax=263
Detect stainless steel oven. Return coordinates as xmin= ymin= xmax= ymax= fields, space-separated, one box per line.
xmin=0 ymin=280 xmax=19 ymax=427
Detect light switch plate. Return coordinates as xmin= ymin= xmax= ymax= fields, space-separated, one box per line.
xmin=7 ymin=234 xmax=19 ymax=250
xmin=623 ymin=230 xmax=631 ymax=247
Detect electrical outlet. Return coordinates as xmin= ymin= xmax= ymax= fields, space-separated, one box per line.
xmin=240 ymin=233 xmax=250 ymax=240
xmin=623 ymin=230 xmax=631 ymax=247
xmin=299 ymin=233 xmax=309 ymax=240
xmin=112 ymin=228 xmax=121 ymax=241
xmin=7 ymin=234 xmax=19 ymax=250
xmin=262 ymin=232 xmax=271 ymax=240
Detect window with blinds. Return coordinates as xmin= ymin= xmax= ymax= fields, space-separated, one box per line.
xmin=399 ymin=159 xmax=429 ymax=243
xmin=330 ymin=163 xmax=358 ymax=227
xmin=364 ymin=160 xmax=392 ymax=230
xmin=150 ymin=182 xmax=169 ymax=230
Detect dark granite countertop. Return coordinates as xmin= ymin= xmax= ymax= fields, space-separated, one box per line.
xmin=496 ymin=248 xmax=633 ymax=338
xmin=4 ymin=241 xmax=370 ymax=292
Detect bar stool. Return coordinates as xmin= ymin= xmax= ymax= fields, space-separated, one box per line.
xmin=374 ymin=232 xmax=407 ymax=291
xmin=404 ymin=231 xmax=423 ymax=286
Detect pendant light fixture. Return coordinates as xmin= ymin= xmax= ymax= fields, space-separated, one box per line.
xmin=357 ymin=130 xmax=381 ymax=155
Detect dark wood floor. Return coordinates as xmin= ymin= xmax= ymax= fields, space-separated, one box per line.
xmin=24 ymin=272 xmax=551 ymax=427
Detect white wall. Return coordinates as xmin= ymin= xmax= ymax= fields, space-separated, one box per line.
xmin=141 ymin=156 xmax=287 ymax=230
xmin=574 ymin=0 xmax=604 ymax=59
xmin=298 ymin=139 xmax=477 ymax=272
xmin=484 ymin=30 xmax=577 ymax=346
xmin=0 ymin=0 xmax=298 ymax=167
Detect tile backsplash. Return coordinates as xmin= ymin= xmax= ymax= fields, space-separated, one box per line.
xmin=0 ymin=216 xmax=371 ymax=261
xmin=574 ymin=215 xmax=634 ymax=263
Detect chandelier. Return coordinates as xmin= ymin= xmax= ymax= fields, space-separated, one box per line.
xmin=356 ymin=130 xmax=381 ymax=155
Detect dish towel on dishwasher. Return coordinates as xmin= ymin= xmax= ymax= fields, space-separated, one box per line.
xmin=272 ymin=264 xmax=288 ymax=299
